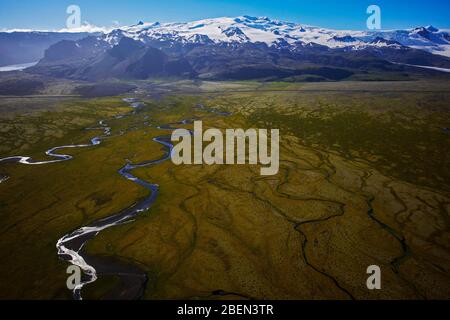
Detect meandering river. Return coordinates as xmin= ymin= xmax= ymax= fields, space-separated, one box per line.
xmin=0 ymin=98 xmax=226 ymax=299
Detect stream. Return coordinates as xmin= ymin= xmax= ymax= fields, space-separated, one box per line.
xmin=0 ymin=98 xmax=204 ymax=299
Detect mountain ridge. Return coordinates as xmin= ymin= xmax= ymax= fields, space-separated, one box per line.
xmin=4 ymin=16 xmax=450 ymax=82
xmin=87 ymin=16 xmax=450 ymax=58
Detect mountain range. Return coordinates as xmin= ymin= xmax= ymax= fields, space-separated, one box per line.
xmin=99 ymin=16 xmax=450 ymax=56
xmin=3 ymin=16 xmax=450 ymax=82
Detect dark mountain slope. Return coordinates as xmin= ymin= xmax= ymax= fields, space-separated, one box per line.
xmin=26 ymin=35 xmax=450 ymax=82
xmin=0 ymin=32 xmax=94 ymax=67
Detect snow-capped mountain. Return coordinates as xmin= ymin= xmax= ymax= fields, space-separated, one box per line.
xmin=2 ymin=16 xmax=450 ymax=69
xmin=100 ymin=16 xmax=450 ymax=57
xmin=4 ymin=16 xmax=450 ymax=82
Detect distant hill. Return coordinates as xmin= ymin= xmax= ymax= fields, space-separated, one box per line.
xmin=0 ymin=32 xmax=96 ymax=67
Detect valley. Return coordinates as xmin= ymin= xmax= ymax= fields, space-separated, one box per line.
xmin=0 ymin=80 xmax=448 ymax=299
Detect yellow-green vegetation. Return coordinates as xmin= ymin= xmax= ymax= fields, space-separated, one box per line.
xmin=0 ymin=81 xmax=449 ymax=299
xmin=0 ymin=97 xmax=131 ymax=157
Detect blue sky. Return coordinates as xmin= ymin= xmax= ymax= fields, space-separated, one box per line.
xmin=1 ymin=0 xmax=449 ymax=30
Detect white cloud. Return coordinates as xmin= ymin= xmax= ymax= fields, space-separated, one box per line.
xmin=57 ymin=21 xmax=117 ymax=33
xmin=0 ymin=21 xmax=119 ymax=33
